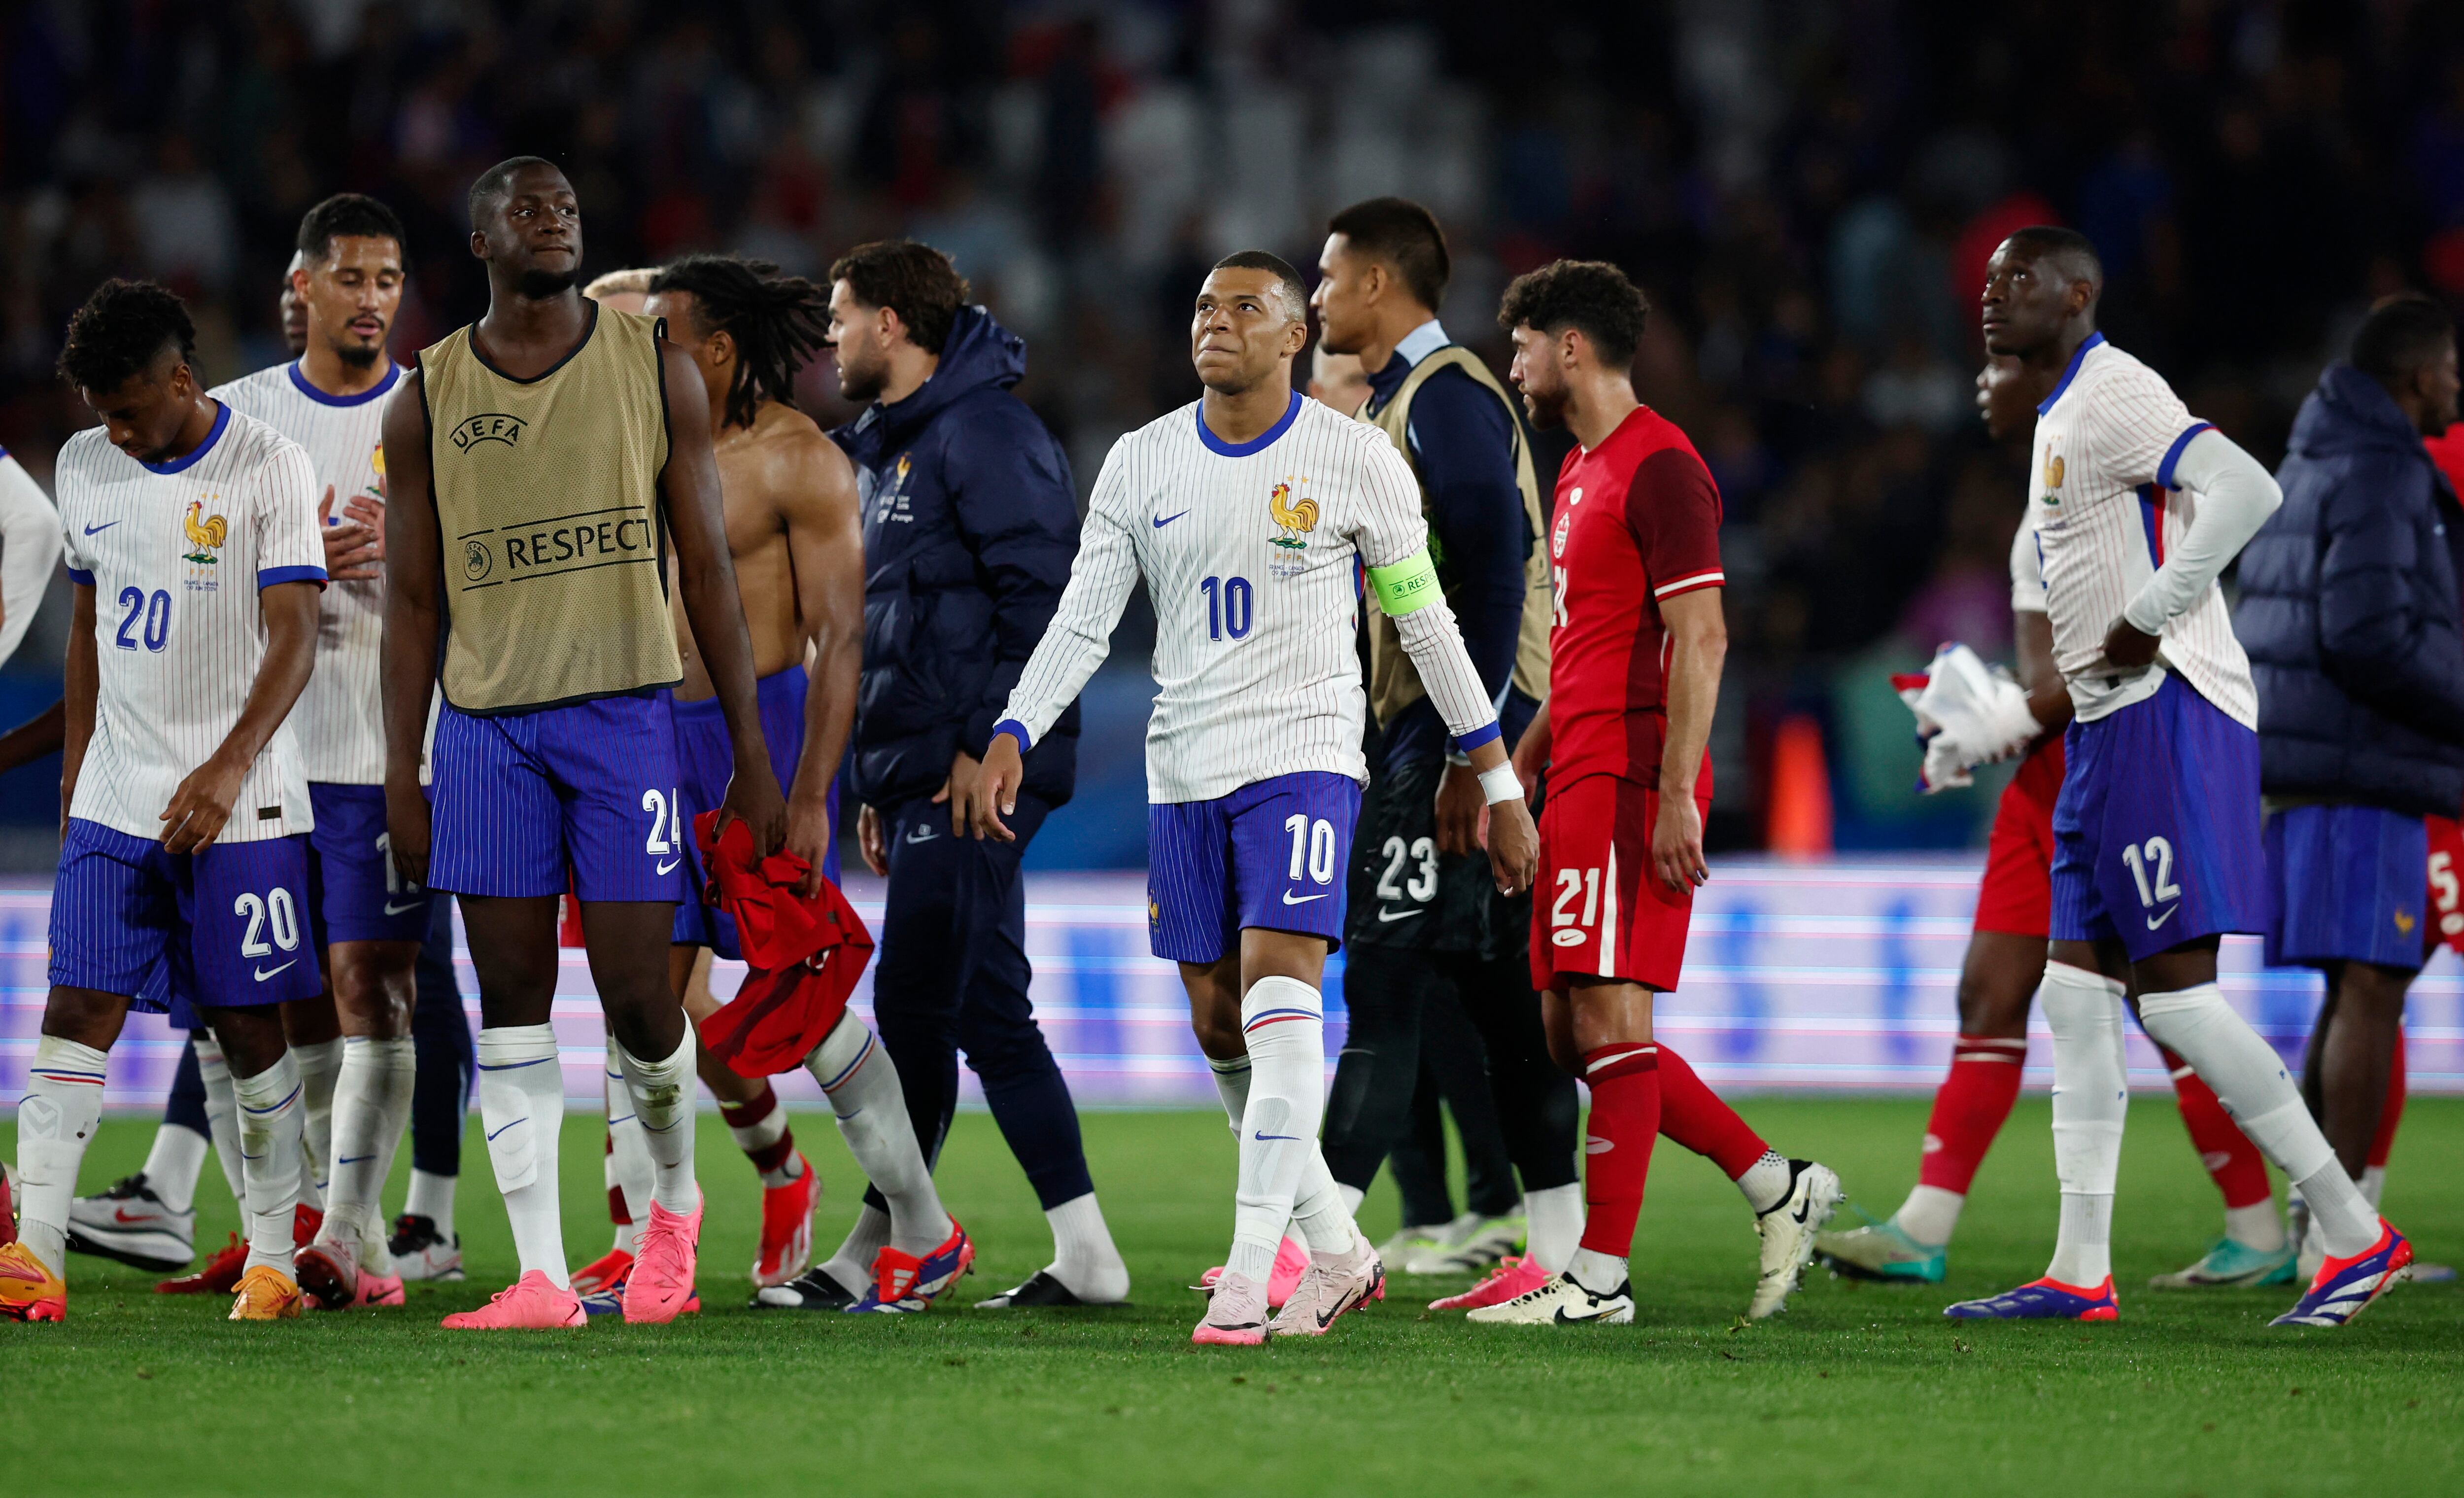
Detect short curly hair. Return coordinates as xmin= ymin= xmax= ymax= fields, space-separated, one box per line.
xmin=1496 ymin=259 xmax=1649 ymax=368
xmin=827 ymin=240 xmax=971 ymax=356
xmin=57 ymin=279 xmax=196 ymax=393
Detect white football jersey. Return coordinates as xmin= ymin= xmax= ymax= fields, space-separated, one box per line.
xmin=212 ymin=359 xmax=396 ymax=784
xmin=2008 ymin=502 xmax=2045 ymax=616
xmin=56 ymin=404 xmax=326 ymax=842
xmin=1002 ymin=392 xmax=1493 ymax=803
xmin=2027 ymin=334 xmax=2257 ymax=727
xmin=0 ymin=448 xmax=63 ymax=667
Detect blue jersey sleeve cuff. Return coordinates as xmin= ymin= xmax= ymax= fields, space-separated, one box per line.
xmin=2156 ymin=422 xmax=2216 ymax=491
xmin=1453 ymin=722 xmax=1503 ymax=755
xmin=65 ymin=567 xmax=94 ymax=586
xmin=258 ymin=565 xmax=329 ymax=590
xmin=992 ymin=718 xmax=1033 ymax=753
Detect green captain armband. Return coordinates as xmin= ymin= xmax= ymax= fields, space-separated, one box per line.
xmin=1368 ymin=549 xmax=1441 ymax=616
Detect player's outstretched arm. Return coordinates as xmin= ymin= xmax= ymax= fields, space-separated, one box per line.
xmin=380 ymin=369 xmax=441 ymax=885
xmin=160 ymin=580 xmax=319 ymax=854
xmin=660 ymin=339 xmax=787 ymax=855
xmin=780 ymin=426 xmax=864 ymax=891
xmin=1653 ymin=587 xmax=1725 ymax=892
xmin=964 ymin=449 xmax=1143 ymax=842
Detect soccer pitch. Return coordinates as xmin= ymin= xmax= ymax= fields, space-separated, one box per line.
xmin=7 ymin=1099 xmax=2458 ymax=1497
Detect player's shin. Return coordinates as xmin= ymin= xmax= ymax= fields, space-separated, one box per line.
xmin=293 ymin=1036 xmax=342 ymax=1210
xmin=476 ymin=1025 xmax=571 ymax=1289
xmin=615 ymin=1028 xmax=699 ymax=1215
xmin=192 ymin=1034 xmax=247 ymax=1208
xmin=806 ymin=1014 xmax=951 ymax=1254
xmin=230 ymin=1052 xmax=308 ymax=1275
xmin=2041 ymin=962 xmax=2127 ymax=1288
xmin=602 ymin=1052 xmax=652 ymax=1251
xmin=2165 ymin=1056 xmax=2282 ymax=1250
xmin=325 ymin=1037 xmax=414 ymax=1260
xmin=1901 ymin=1035 xmax=2029 ymax=1245
xmin=1523 ymin=1184 xmax=1584 ymax=1273
xmin=1571 ymin=1044 xmax=1659 ymax=1291
xmin=2136 ymin=984 xmax=2378 ymax=1259
xmin=15 ymin=1036 xmax=109 ymax=1276
xmin=1230 ymin=977 xmax=1339 ymax=1277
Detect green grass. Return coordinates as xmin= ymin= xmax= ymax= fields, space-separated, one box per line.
xmin=6 ymin=1098 xmax=2460 ymax=1497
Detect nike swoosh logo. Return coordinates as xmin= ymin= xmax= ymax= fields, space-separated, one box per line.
xmin=83 ymin=521 xmax=119 ymax=535
xmin=1153 ymin=511 xmax=1190 ymax=528
xmin=656 ymin=858 xmax=680 ymax=874
xmin=253 ymin=961 xmax=298 ymax=981
xmin=906 ymin=827 xmax=938 ymax=843
xmin=2147 ymin=905 xmax=2178 ymax=930
xmin=1252 ymin=1132 xmax=1300 ymax=1141
xmin=114 ymin=1208 xmax=153 ymax=1223
xmin=338 ymin=1155 xmax=375 ymax=1165
xmin=1282 ymin=891 xmax=1331 ymax=905
xmin=383 ymin=899 xmax=424 ymax=914
xmin=1376 ymin=906 xmax=1423 ymax=922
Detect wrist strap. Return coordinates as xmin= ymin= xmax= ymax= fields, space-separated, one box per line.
xmin=1477 ymin=763 xmax=1523 ymax=805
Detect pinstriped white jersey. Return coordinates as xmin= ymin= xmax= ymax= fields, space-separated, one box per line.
xmin=56 ymin=405 xmax=327 ymax=842
xmin=1001 ymin=392 xmax=1497 ymax=803
xmin=2009 ymin=503 xmax=2046 ymax=615
xmin=2028 ymin=335 xmax=2256 ymax=727
xmin=211 ymin=360 xmax=396 ymax=783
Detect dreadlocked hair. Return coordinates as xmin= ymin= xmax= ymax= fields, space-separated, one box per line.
xmin=648 ymin=254 xmax=833 ymax=429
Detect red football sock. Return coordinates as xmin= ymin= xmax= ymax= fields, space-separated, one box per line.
xmin=1653 ymin=1044 xmax=1767 ymax=1179
xmin=2163 ymin=1047 xmax=2270 ymax=1210
xmin=1577 ymin=1044 xmax=1661 ymax=1258
xmin=1916 ymin=1036 xmax=2027 ymax=1194
xmin=2368 ymin=1032 xmax=2405 ymax=1170
xmin=720 ymin=1081 xmax=800 ymax=1180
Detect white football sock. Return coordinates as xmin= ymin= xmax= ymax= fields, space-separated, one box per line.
xmin=292 ymin=1036 xmax=342 ymax=1210
xmin=405 ymin=1169 xmax=457 ymax=1242
xmin=476 ymin=1024 xmax=569 ymax=1289
xmin=2135 ymin=983 xmax=2377 ymax=1259
xmin=14 ymin=1036 xmax=109 ymax=1276
xmin=805 ymin=1014 xmax=950 ymax=1254
xmin=1207 ymin=1053 xmax=1251 ymax=1130
xmin=2359 ymin=1164 xmax=2385 ymax=1212
xmin=1336 ymin=1182 xmax=1366 ymax=1216
xmin=229 ymin=1050 xmax=307 ymax=1275
xmin=323 ymin=1037 xmax=414 ymax=1262
xmin=1228 ymin=976 xmax=1342 ymax=1281
xmin=2041 ymin=961 xmax=2126 ymax=1287
xmin=139 ymin=1121 xmax=207 ymax=1217
xmin=2225 ymin=1199 xmax=2286 ymax=1253
xmin=1524 ymin=1182 xmax=1584 ymax=1272
xmin=821 ymin=1204 xmax=892 ymax=1298
xmin=1736 ymin=1149 xmax=1792 ymax=1214
xmin=1568 ymin=1246 xmax=1628 ymax=1291
xmin=192 ymin=1035 xmax=246 ymax=1209
xmin=615 ymin=1028 xmax=699 ymax=1216
xmin=1894 ymin=1184 xmax=1964 ymax=1248
xmin=602 ymin=1052 xmax=651 ymax=1251
xmin=1043 ymin=1192 xmax=1129 ymax=1302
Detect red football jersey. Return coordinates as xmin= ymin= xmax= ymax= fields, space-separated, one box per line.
xmin=1545 ymin=405 xmax=1724 ymax=791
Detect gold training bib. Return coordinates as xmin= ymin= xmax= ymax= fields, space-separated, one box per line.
xmin=418 ymin=305 xmax=683 ymax=713
xmin=1360 ymin=345 xmax=1552 ymax=728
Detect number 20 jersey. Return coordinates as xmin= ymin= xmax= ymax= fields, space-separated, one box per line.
xmin=1003 ymin=392 xmax=1489 ymax=803
xmin=55 ymin=404 xmax=327 ymax=842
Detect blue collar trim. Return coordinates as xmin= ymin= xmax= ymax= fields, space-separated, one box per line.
xmin=142 ymin=400 xmax=230 ymax=475
xmin=2036 ymin=331 xmax=2106 ymax=415
xmin=287 ymin=358 xmax=400 ymax=407
xmin=1196 ymin=388 xmax=1302 ymax=457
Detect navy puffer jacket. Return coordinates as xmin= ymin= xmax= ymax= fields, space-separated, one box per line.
xmin=2233 ymin=363 xmax=2464 ymax=816
xmin=835 ymin=307 xmax=1080 ymax=809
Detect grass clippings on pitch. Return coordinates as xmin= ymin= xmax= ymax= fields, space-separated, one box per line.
xmin=6 ymin=1098 xmax=2459 ymax=1498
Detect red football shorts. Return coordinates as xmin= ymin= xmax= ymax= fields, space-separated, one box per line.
xmin=1972 ymin=736 xmax=2067 ymax=938
xmin=2429 ymin=814 xmax=2464 ymax=958
xmin=1531 ymin=773 xmax=1712 ymax=995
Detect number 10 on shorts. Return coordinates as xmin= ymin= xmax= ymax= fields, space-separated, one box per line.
xmin=1286 ymin=814 xmax=1336 ymax=886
